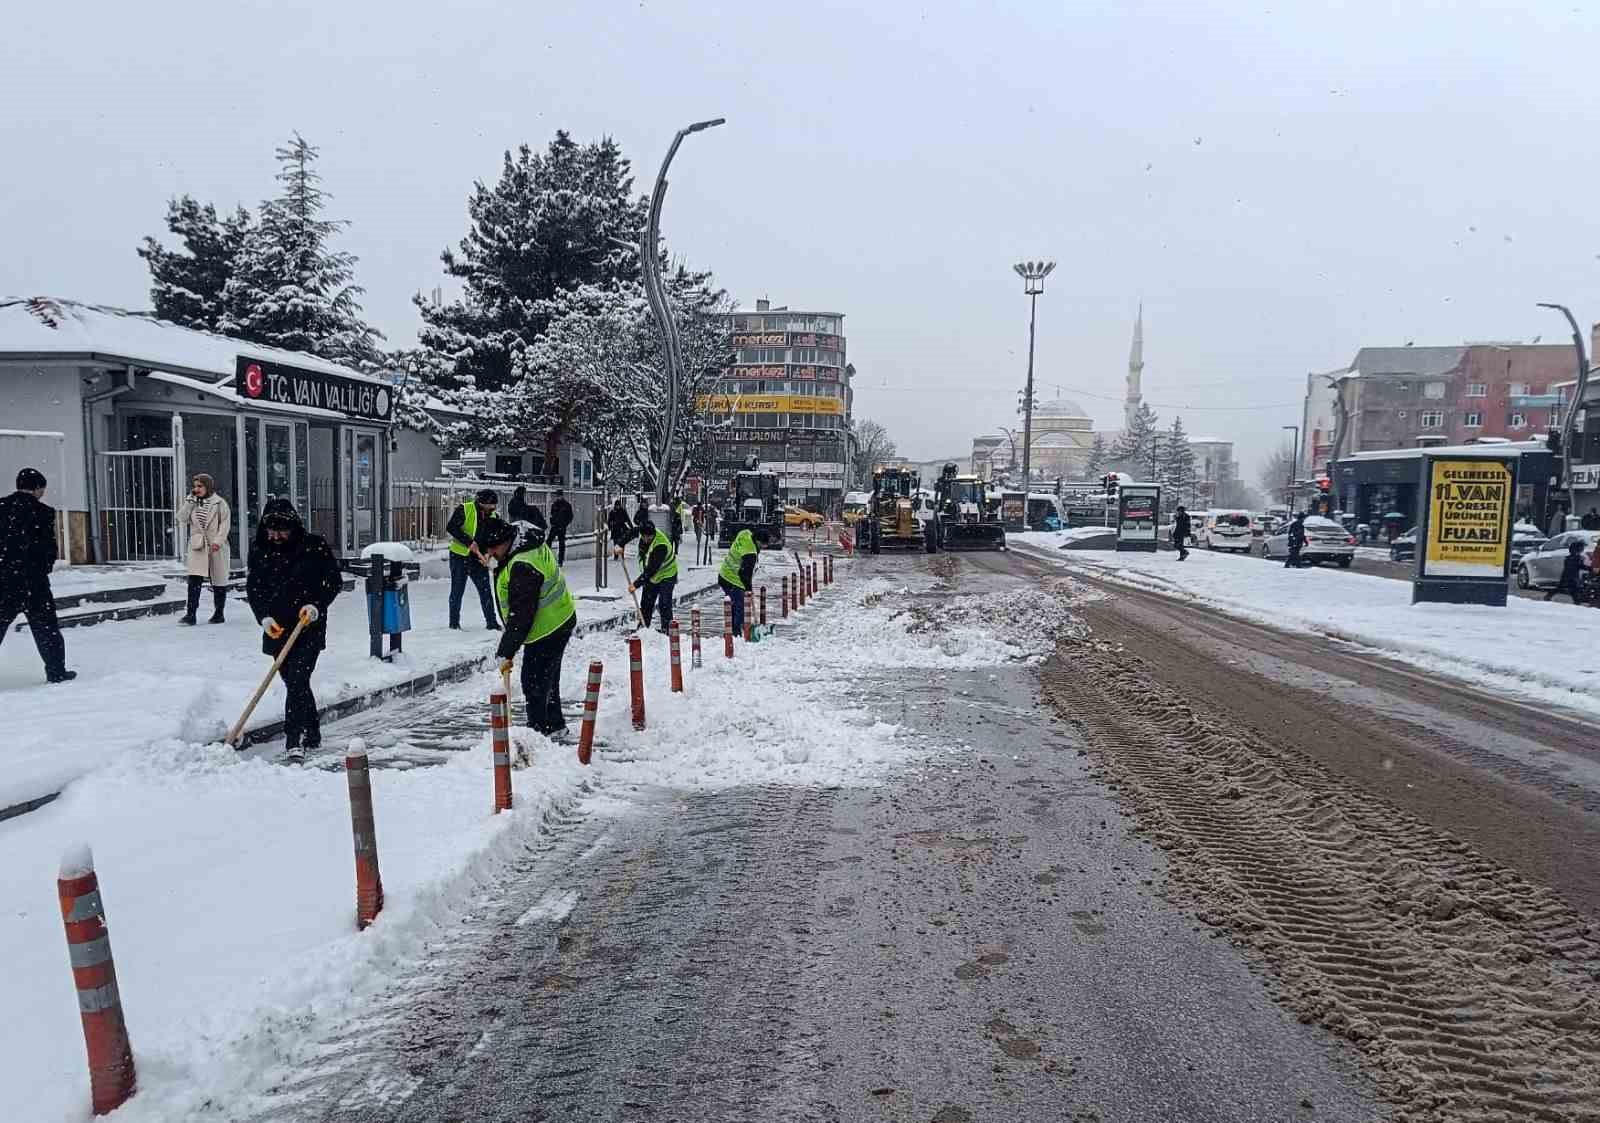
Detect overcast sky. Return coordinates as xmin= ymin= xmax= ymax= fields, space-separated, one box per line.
xmin=6 ymin=0 xmax=1600 ymax=479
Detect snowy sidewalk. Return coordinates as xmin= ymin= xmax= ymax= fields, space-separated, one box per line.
xmin=0 ymin=555 xmax=725 ymax=813
xmin=1012 ymin=538 xmax=1600 ymax=719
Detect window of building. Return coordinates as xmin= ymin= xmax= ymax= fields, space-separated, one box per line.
xmin=1509 ymin=382 xmax=1527 ymax=397
xmin=1419 ymin=410 xmax=1443 ymax=428
xmin=1466 ymin=383 xmax=1487 ymax=397
xmin=1464 ymin=411 xmax=1483 ymax=427
xmin=1423 ymin=381 xmax=1446 ymax=399
xmin=1509 ymin=412 xmax=1526 ymax=429
xmin=737 ymin=348 xmax=785 ymax=364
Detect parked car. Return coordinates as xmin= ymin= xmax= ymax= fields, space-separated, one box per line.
xmin=1200 ymin=509 xmax=1254 ymax=552
xmin=1389 ymin=528 xmax=1418 ymax=562
xmin=784 ymin=504 xmax=825 ymax=529
xmin=1262 ymin=515 xmax=1357 ymax=566
xmin=1515 ymin=531 xmax=1599 ymax=591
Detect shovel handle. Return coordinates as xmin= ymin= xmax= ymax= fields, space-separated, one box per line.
xmin=225 ymin=615 xmax=309 ymax=747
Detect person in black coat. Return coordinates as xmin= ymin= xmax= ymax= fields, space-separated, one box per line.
xmin=1545 ymin=540 xmax=1588 ymax=604
xmin=549 ymin=489 xmax=574 ymax=565
xmin=608 ymin=498 xmax=636 ymax=558
xmin=0 ymin=468 xmax=74 ymax=683
xmin=1172 ymin=505 xmax=1193 ymax=561
xmin=508 ymin=485 xmax=547 ymax=531
xmin=246 ymin=499 xmax=343 ymax=758
xmin=1285 ymin=512 xmax=1308 ymax=568
xmin=633 ymin=494 xmax=652 ymax=533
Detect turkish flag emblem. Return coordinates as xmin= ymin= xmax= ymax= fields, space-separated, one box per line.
xmin=243 ymin=363 xmax=264 ymax=397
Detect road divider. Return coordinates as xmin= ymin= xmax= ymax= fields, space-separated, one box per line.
xmin=669 ymin=621 xmax=684 ymax=693
xmin=628 ymin=633 xmax=646 ymax=730
xmin=578 ymin=660 xmax=602 ymax=766
xmin=490 ymin=689 xmax=513 ymax=812
xmin=345 ymin=742 xmax=385 ymax=929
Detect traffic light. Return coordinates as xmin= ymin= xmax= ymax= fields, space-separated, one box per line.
xmin=1316 ymin=478 xmax=1331 ymax=493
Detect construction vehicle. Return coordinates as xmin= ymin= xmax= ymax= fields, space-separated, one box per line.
xmin=866 ymin=466 xmax=924 ymax=553
xmin=928 ymin=463 xmax=1006 ymax=551
xmin=718 ymin=469 xmax=785 ymax=548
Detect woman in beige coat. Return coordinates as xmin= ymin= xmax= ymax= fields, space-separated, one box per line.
xmin=178 ymin=473 xmax=232 ymax=624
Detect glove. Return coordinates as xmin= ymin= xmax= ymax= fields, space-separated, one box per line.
xmin=627 ymin=582 xmax=636 ymax=594
xmin=299 ymin=604 xmax=320 ymax=624
xmin=262 ymin=617 xmax=285 ymax=640
xmin=499 ymin=658 xmax=515 ymax=676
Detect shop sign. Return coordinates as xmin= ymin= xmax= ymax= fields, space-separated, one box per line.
xmin=697 ymin=394 xmax=844 ymax=415
xmin=790 ymin=333 xmax=843 ymax=351
xmin=725 ymin=364 xmax=786 ymax=380
xmin=1569 ymin=463 xmax=1600 ymax=489
xmin=731 ymin=332 xmax=787 ymax=348
xmin=234 ymin=356 xmax=392 ymax=422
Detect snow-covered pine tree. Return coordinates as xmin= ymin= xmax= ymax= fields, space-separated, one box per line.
xmin=1084 ymin=432 xmax=1108 ymax=476
xmin=415 ymin=132 xmax=649 ymax=397
xmin=137 ymin=196 xmax=252 ymax=331
xmin=1161 ymin=416 xmax=1198 ymax=508
xmin=1110 ymin=402 xmax=1160 ymax=476
xmin=220 ymin=134 xmax=383 ymax=367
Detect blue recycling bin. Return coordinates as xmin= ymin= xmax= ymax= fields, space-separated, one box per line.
xmin=372 ymin=585 xmax=411 ymax=634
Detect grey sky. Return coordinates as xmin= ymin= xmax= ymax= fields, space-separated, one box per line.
xmin=6 ymin=1 xmax=1600 ymax=478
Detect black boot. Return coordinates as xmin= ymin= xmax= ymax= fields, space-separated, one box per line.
xmin=180 ymin=577 xmax=201 ymax=625
xmin=209 ymin=587 xmax=227 ymax=624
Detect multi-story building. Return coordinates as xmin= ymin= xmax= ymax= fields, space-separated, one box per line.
xmin=970 ymin=434 xmax=1005 ymax=480
xmin=704 ymin=299 xmax=851 ymax=507
xmin=1187 ymin=438 xmax=1238 ymax=505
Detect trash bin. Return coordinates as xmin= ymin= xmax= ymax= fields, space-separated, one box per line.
xmin=363 ymin=553 xmax=412 ymax=659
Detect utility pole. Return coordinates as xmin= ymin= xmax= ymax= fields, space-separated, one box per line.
xmin=1013 ymin=261 xmax=1055 ymax=488
xmin=642 ymin=116 xmax=725 ymax=505
xmin=1282 ymin=424 xmax=1300 ymax=510
xmin=1536 ymin=303 xmax=1592 ymax=523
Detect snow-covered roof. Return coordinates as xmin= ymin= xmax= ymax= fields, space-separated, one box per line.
xmin=1348 ymin=346 xmax=1466 ymax=379
xmin=0 ymin=297 xmax=387 ymax=386
xmin=1034 ymin=398 xmax=1090 ymax=419
xmin=1343 ymin=439 xmax=1549 ymax=461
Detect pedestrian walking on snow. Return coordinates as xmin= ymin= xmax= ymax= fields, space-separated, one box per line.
xmin=669 ymin=496 xmax=686 ymax=556
xmin=1172 ymin=505 xmax=1193 ymax=561
xmin=246 ymin=499 xmax=342 ymax=760
xmin=608 ymin=498 xmax=636 ymax=558
xmin=633 ymin=494 xmax=652 ymax=535
xmin=178 ymin=473 xmax=232 ymax=625
xmin=718 ymin=526 xmax=769 ymax=637
xmin=549 ymin=489 xmax=573 ymax=565
xmin=1544 ymin=539 xmax=1588 ymax=604
xmin=482 ymin=519 xmax=577 ymax=737
xmin=630 ymin=518 xmax=678 ymax=632
xmin=0 ymin=468 xmax=74 ymax=683
xmin=1285 ymin=511 xmax=1308 ymax=569
xmin=446 ymin=488 xmax=503 ymax=631
xmin=508 ymin=485 xmax=547 ymax=531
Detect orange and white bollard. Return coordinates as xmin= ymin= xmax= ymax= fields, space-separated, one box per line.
xmin=690 ymin=607 xmax=703 ymax=668
xmin=669 ymin=621 xmax=684 ymax=693
xmin=743 ymin=591 xmax=753 ymax=641
xmin=345 ymin=743 xmax=385 ymax=929
xmin=628 ymin=633 xmax=646 ymax=730
xmin=799 ymin=565 xmax=808 ymax=607
xmin=58 ymin=846 xmax=136 ymax=1116
xmin=578 ymin=660 xmax=602 ymax=765
xmin=759 ymin=585 xmax=768 ymax=626
xmin=723 ymin=598 xmax=735 ymax=659
xmin=491 ymin=689 xmax=513 ymax=812
xmin=812 ymin=561 xmax=819 ymax=596
xmin=781 ymin=575 xmax=790 ymax=618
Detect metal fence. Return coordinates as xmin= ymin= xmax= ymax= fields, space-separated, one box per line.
xmin=389 ymin=479 xmax=603 ymax=548
xmin=100 ymin=449 xmax=180 ymax=562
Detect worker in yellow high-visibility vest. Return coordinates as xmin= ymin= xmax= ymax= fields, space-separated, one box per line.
xmin=481 ymin=520 xmax=578 ymax=737
xmin=628 ymin=518 xmax=678 ymax=633
xmin=446 ymin=488 xmax=502 ymax=630
xmin=717 ymin=526 xmax=770 ymax=638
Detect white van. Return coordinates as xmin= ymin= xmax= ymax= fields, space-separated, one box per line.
xmin=1201 ymin=509 xmax=1254 ymax=552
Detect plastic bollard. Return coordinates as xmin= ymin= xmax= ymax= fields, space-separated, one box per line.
xmin=669 ymin=621 xmax=684 ymax=693
xmin=628 ymin=633 xmax=646 ymax=730
xmin=743 ymin=591 xmax=753 ymax=641
xmin=345 ymin=744 xmax=385 ymax=929
xmin=782 ymin=575 xmax=790 ymax=619
xmin=812 ymin=562 xmax=819 ymax=597
xmin=58 ymin=847 xmax=137 ymax=1116
xmin=759 ymin=585 xmax=768 ymax=626
xmin=491 ymin=690 xmax=513 ymax=812
xmin=578 ymin=661 xmax=602 ymax=765
xmin=723 ymin=598 xmax=735 ymax=659
xmin=691 ymin=607 xmax=703 ymax=669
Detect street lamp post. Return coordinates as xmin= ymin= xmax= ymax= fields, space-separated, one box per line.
xmin=1536 ymin=303 xmax=1592 ymax=524
xmin=1013 ymin=260 xmax=1056 ymax=488
xmin=1282 ymin=424 xmax=1300 ymax=509
xmin=643 ymin=116 xmax=726 ymax=505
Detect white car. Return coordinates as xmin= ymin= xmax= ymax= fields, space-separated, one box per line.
xmin=1262 ymin=515 xmax=1357 ymax=567
xmin=1516 ymin=531 xmax=1599 ymax=591
xmin=1200 ymin=509 xmax=1254 ymax=552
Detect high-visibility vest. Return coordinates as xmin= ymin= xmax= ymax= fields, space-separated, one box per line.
xmin=642 ymin=528 xmax=678 ymax=584
xmin=450 ymin=500 xmax=481 ymax=557
xmin=496 ymin=543 xmax=576 ymax=644
xmin=719 ymin=530 xmax=757 ymax=590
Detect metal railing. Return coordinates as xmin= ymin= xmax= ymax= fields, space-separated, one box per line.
xmin=388 ymin=479 xmax=602 ymax=548
xmin=99 ymin=449 xmax=180 ymax=562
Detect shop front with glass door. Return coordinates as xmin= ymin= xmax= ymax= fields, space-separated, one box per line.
xmin=241 ymin=416 xmax=310 ymax=557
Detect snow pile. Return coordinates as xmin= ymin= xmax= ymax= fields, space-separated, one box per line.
xmin=1030 ymin=546 xmax=1600 ymax=717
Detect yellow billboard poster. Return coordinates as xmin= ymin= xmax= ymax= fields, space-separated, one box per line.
xmin=1421 ymin=457 xmax=1514 ymax=579
xmin=695 ymin=394 xmax=844 ymax=416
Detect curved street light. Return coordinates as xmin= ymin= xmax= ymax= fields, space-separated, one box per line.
xmin=1013 ymin=261 xmax=1056 ymax=485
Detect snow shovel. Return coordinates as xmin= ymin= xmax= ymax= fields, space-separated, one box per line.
xmin=616 ymin=554 xmax=650 ymax=630
xmin=225 ymin=615 xmax=310 ymax=748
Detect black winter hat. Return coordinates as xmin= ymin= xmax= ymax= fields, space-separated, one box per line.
xmin=476 ymin=519 xmax=518 ymax=550
xmin=16 ymin=467 xmax=46 ymax=490
xmin=475 ymin=488 xmax=499 ymax=506
xmin=260 ymin=498 xmax=302 ymax=530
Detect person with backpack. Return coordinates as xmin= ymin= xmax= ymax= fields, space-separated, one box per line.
xmin=482 ymin=519 xmax=577 ymax=737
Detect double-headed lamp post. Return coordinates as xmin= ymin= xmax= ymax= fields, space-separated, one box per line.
xmin=643 ymin=116 xmax=726 ymax=505
xmin=1013 ymin=260 xmax=1055 ymax=487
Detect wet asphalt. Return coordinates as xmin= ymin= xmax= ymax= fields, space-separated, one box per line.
xmin=265 ymin=657 xmax=1384 ymax=1121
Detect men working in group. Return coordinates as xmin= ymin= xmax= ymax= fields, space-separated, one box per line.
xmin=718 ymin=525 xmax=770 ymax=637
xmin=482 ymin=519 xmax=577 ymax=737
xmin=0 ymin=468 xmax=74 ymax=683
xmin=628 ymin=518 xmax=678 ymax=632
xmin=447 ymin=488 xmax=502 ymax=630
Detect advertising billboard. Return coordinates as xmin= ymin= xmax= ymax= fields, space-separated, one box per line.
xmin=1116 ymin=484 xmax=1160 ymax=552
xmin=1413 ymin=454 xmax=1517 ymax=605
